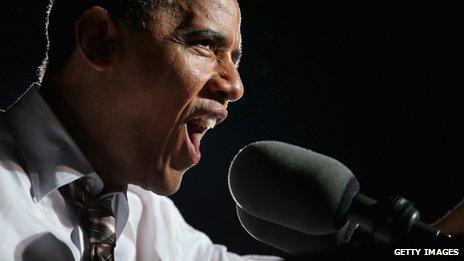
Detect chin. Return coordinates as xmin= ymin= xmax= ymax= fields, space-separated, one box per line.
xmin=148 ymin=168 xmax=186 ymax=196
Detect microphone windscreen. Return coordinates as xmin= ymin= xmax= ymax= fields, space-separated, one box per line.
xmin=229 ymin=141 xmax=359 ymax=235
xmin=236 ymin=205 xmax=357 ymax=255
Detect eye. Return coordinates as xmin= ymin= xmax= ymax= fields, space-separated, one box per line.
xmin=193 ymin=39 xmax=213 ymax=49
xmin=189 ymin=39 xmax=216 ymax=54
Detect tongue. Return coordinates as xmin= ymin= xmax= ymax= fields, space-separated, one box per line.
xmin=187 ymin=123 xmax=205 ymax=153
xmin=190 ymin=132 xmax=201 ymax=152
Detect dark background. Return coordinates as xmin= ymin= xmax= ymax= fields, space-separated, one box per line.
xmin=2 ymin=0 xmax=463 ymax=257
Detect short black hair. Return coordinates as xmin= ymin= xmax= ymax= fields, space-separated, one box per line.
xmin=40 ymin=0 xmax=175 ymax=81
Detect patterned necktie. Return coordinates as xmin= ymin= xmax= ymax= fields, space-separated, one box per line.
xmin=61 ymin=177 xmax=124 ymax=261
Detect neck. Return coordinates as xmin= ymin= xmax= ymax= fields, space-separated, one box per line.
xmin=40 ymin=74 xmax=126 ymax=191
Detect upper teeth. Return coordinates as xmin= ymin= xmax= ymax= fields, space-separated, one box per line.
xmin=206 ymin=118 xmax=217 ymax=129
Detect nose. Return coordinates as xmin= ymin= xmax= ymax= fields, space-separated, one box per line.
xmin=206 ymin=61 xmax=244 ymax=104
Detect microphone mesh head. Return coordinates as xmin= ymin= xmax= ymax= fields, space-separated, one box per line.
xmin=229 ymin=141 xmax=359 ymax=235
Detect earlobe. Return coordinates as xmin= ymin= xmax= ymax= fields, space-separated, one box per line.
xmin=75 ymin=6 xmax=118 ymax=72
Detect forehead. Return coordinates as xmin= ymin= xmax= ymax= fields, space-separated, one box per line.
xmin=152 ymin=0 xmax=241 ymax=42
xmin=183 ymin=0 xmax=241 ymax=26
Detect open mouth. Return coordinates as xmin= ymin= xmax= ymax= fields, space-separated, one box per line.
xmin=185 ymin=117 xmax=217 ymax=163
xmin=181 ymin=103 xmax=227 ymax=166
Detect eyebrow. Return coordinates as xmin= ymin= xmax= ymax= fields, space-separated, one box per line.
xmin=180 ymin=28 xmax=243 ymax=65
xmin=183 ymin=28 xmax=227 ymax=44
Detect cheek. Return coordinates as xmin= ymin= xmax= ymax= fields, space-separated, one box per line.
xmin=166 ymin=46 xmax=215 ymax=99
xmin=109 ymin=44 xmax=215 ymax=150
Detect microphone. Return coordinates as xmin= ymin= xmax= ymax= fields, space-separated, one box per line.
xmin=228 ymin=141 xmax=454 ymax=254
xmin=235 ymin=204 xmax=357 ymax=255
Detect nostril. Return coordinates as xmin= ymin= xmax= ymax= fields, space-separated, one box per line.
xmin=205 ymin=69 xmax=243 ymax=103
xmin=204 ymin=77 xmax=229 ymax=103
xmin=217 ymin=90 xmax=228 ymax=101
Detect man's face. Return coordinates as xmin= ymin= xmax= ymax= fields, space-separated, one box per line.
xmin=80 ymin=0 xmax=243 ymax=195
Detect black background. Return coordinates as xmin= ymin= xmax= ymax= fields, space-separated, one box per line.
xmin=2 ymin=0 xmax=463 ymax=257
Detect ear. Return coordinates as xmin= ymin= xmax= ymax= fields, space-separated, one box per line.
xmin=75 ymin=6 xmax=118 ymax=71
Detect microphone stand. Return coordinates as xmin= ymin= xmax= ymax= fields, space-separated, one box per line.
xmin=348 ymin=194 xmax=463 ymax=248
xmin=285 ymin=195 xmax=463 ymax=260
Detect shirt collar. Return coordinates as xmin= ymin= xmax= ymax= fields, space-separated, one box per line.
xmin=5 ymin=83 xmax=129 ymax=237
xmin=5 ymin=83 xmax=98 ymax=201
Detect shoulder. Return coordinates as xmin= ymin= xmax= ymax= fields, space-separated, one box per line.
xmin=0 ymin=116 xmax=33 ymax=214
xmin=0 ymin=115 xmax=28 ymax=186
xmin=0 ymin=114 xmax=13 ymax=143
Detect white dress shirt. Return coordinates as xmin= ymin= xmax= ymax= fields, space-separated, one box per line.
xmin=0 ymin=84 xmax=282 ymax=261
